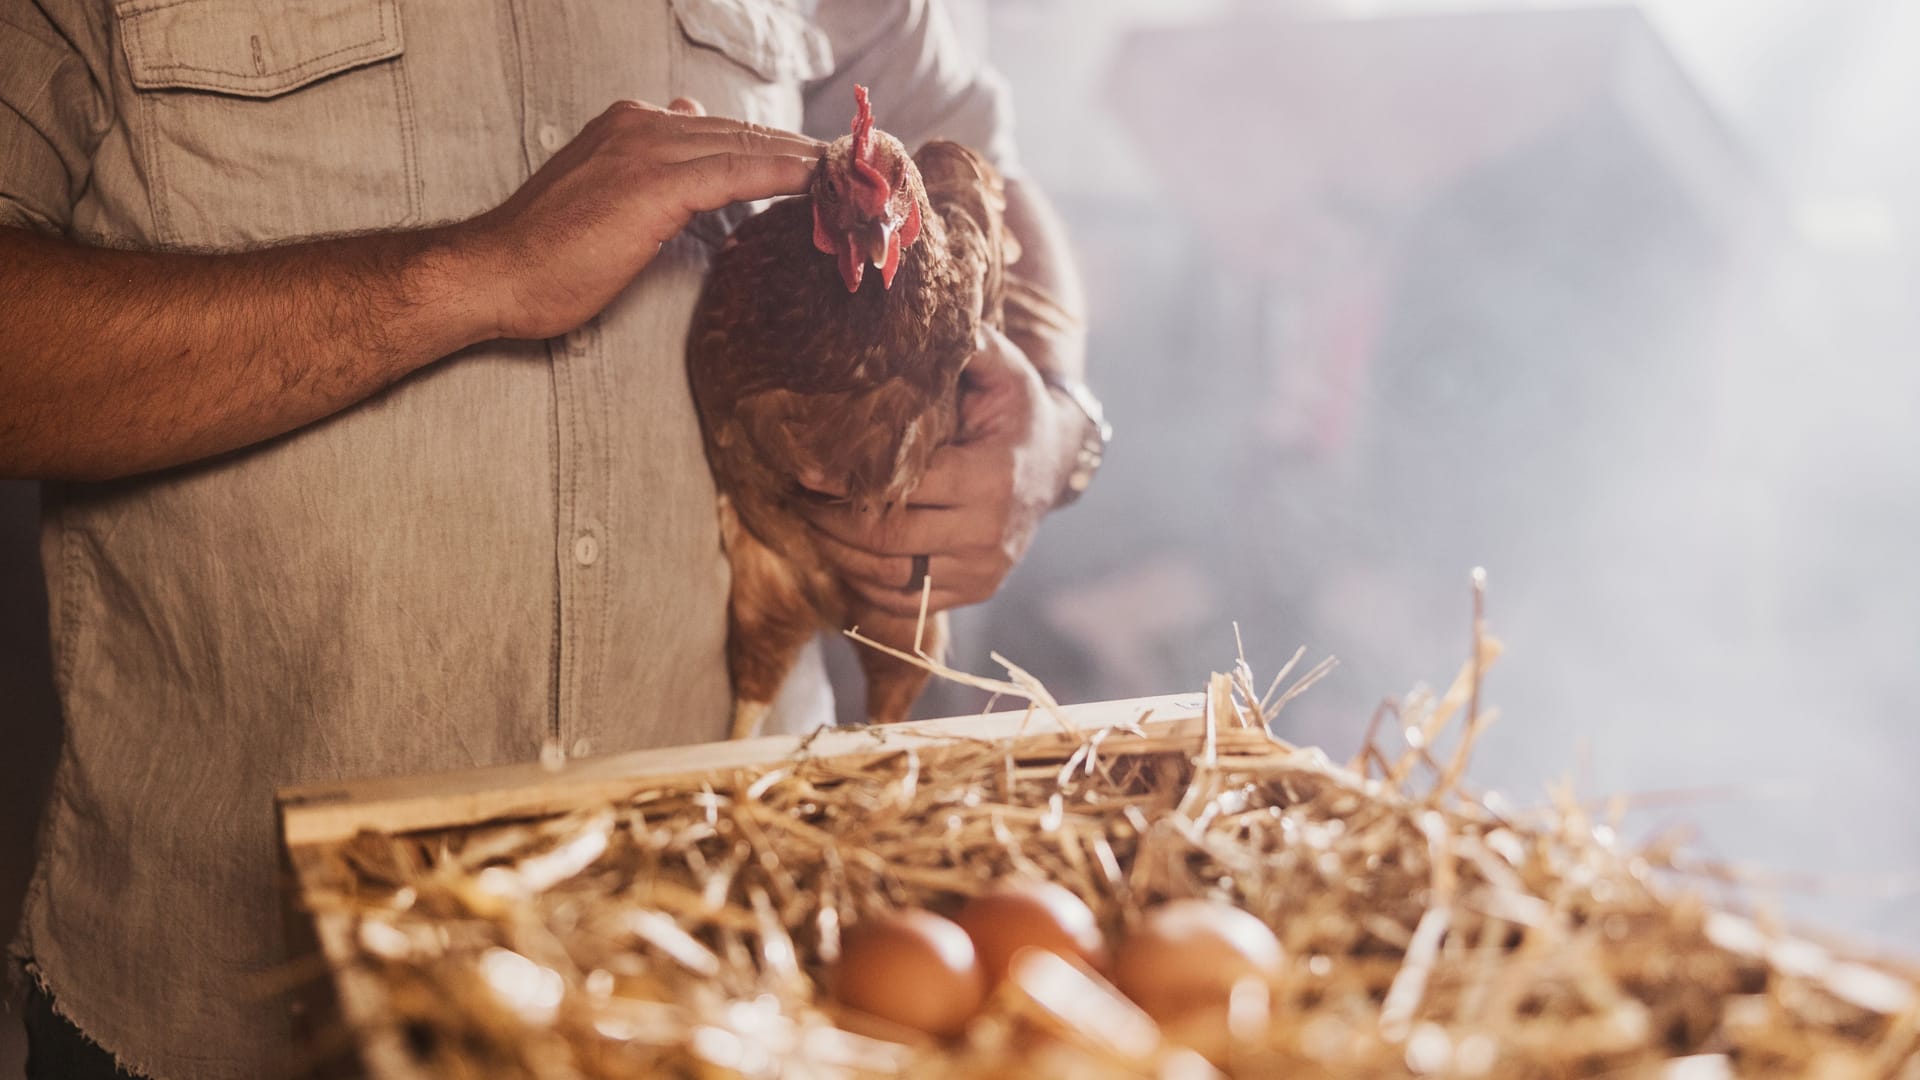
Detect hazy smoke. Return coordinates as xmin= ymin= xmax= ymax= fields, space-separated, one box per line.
xmin=909 ymin=0 xmax=1920 ymax=951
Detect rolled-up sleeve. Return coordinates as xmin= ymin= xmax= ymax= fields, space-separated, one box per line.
xmin=0 ymin=2 xmax=110 ymax=233
xmin=804 ymin=0 xmax=1018 ymax=175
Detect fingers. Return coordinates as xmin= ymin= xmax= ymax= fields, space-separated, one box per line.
xmin=572 ymin=99 xmax=822 ymax=211
xmin=803 ymin=508 xmax=1010 ymax=617
xmin=669 ymin=115 xmax=825 ymax=157
xmin=953 ymin=327 xmax=1046 ymax=444
xmin=961 ymin=325 xmax=1026 ymax=387
xmin=595 ymin=97 xmax=823 ymax=159
xmin=800 ymin=449 xmax=976 ymax=507
xmin=809 ymin=526 xmax=994 ymax=593
xmin=802 ymin=500 xmax=988 ymax=558
xmin=816 ymin=539 xmax=986 ymax=617
xmin=670 ymin=152 xmax=820 ymax=210
xmin=811 ymin=526 xmax=914 ymax=586
xmin=891 ymin=445 xmax=988 ymax=508
xmin=846 ymin=582 xmax=972 ymax=619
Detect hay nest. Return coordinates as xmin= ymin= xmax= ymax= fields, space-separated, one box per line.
xmin=301 ymin=586 xmax=1920 ymax=1078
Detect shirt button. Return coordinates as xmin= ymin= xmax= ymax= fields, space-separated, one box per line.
xmin=563 ymin=326 xmax=591 ymax=352
xmin=538 ymin=123 xmax=564 ymax=152
xmin=573 ymin=533 xmax=600 ymax=566
xmin=571 ymin=738 xmax=593 ymax=758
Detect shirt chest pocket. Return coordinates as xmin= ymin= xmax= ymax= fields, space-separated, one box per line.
xmin=116 ymin=0 xmax=419 ymax=247
xmin=669 ymin=0 xmax=830 ymax=134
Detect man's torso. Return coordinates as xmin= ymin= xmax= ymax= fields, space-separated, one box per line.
xmin=17 ymin=2 xmax=831 ymax=1074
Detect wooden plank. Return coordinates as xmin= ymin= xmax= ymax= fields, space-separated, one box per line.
xmin=278 ymin=693 xmax=1205 ymax=847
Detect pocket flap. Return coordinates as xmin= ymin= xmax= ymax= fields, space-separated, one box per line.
xmin=118 ymin=0 xmax=404 ymax=97
xmin=671 ymin=0 xmax=831 ymax=84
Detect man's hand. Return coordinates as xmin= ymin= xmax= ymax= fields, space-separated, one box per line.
xmin=466 ymin=99 xmax=821 ymax=341
xmin=799 ymin=327 xmax=1085 ymax=617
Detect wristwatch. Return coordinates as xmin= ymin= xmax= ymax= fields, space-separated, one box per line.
xmin=1044 ymin=374 xmax=1111 ymax=507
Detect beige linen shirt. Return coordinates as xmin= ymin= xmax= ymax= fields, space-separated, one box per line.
xmin=0 ymin=0 xmax=1014 ymax=1075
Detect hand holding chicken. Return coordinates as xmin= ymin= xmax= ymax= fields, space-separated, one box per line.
xmin=687 ymin=86 xmax=1080 ymax=735
xmin=798 ymin=325 xmax=1078 ymax=618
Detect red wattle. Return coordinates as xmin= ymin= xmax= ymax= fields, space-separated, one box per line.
xmin=837 ymin=242 xmax=864 ymax=292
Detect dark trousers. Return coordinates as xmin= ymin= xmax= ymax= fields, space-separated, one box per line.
xmin=21 ymin=983 xmax=144 ymax=1080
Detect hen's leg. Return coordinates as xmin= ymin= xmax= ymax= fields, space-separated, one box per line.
xmin=847 ymin=605 xmax=950 ymax=725
xmin=721 ymin=501 xmax=820 ymax=740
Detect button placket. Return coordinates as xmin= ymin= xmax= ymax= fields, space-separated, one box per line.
xmin=512 ymin=0 xmax=604 ymax=757
xmin=563 ymin=321 xmax=595 ymax=354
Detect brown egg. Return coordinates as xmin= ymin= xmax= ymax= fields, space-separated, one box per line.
xmin=830 ymin=910 xmax=986 ymax=1037
xmin=1111 ymin=899 xmax=1284 ymax=1023
xmin=954 ymin=879 xmax=1107 ymax=986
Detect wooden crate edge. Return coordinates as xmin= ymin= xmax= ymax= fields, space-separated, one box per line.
xmin=277 ymin=693 xmax=1205 ymax=849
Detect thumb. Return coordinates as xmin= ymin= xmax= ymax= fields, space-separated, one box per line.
xmin=961 ymin=325 xmax=1032 ymax=392
xmin=956 ymin=326 xmax=1040 ymax=442
xmin=668 ymin=97 xmax=707 ymax=116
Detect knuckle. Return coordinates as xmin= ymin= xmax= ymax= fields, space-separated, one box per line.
xmin=724 ymin=151 xmax=760 ymax=181
xmin=982 ymin=458 xmax=1017 ymax=502
xmin=993 ymin=545 xmax=1016 ymax=570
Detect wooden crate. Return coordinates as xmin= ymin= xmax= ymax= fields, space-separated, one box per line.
xmin=276 ymin=681 xmax=1920 ymax=1079
xmin=277 ymin=693 xmax=1207 ymax=1078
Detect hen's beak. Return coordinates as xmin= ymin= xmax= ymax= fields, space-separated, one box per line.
xmin=865 ymin=221 xmax=895 ymax=269
xmin=840 ymin=219 xmax=903 ymax=292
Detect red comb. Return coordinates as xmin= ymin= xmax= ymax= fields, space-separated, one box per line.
xmin=852 ymin=85 xmax=873 ymax=162
xmin=847 ymin=85 xmax=890 ymax=216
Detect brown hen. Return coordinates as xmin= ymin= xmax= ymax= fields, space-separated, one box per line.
xmin=687 ymin=86 xmax=1017 ymax=738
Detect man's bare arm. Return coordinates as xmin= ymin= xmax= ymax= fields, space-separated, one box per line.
xmin=0 ymin=99 xmax=821 ymax=482
xmin=0 ymin=227 xmax=486 ymax=481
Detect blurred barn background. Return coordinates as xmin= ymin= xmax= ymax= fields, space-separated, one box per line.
xmin=6 ymin=0 xmax=1919 ymax=1067
xmin=860 ymin=0 xmax=1920 ymax=955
